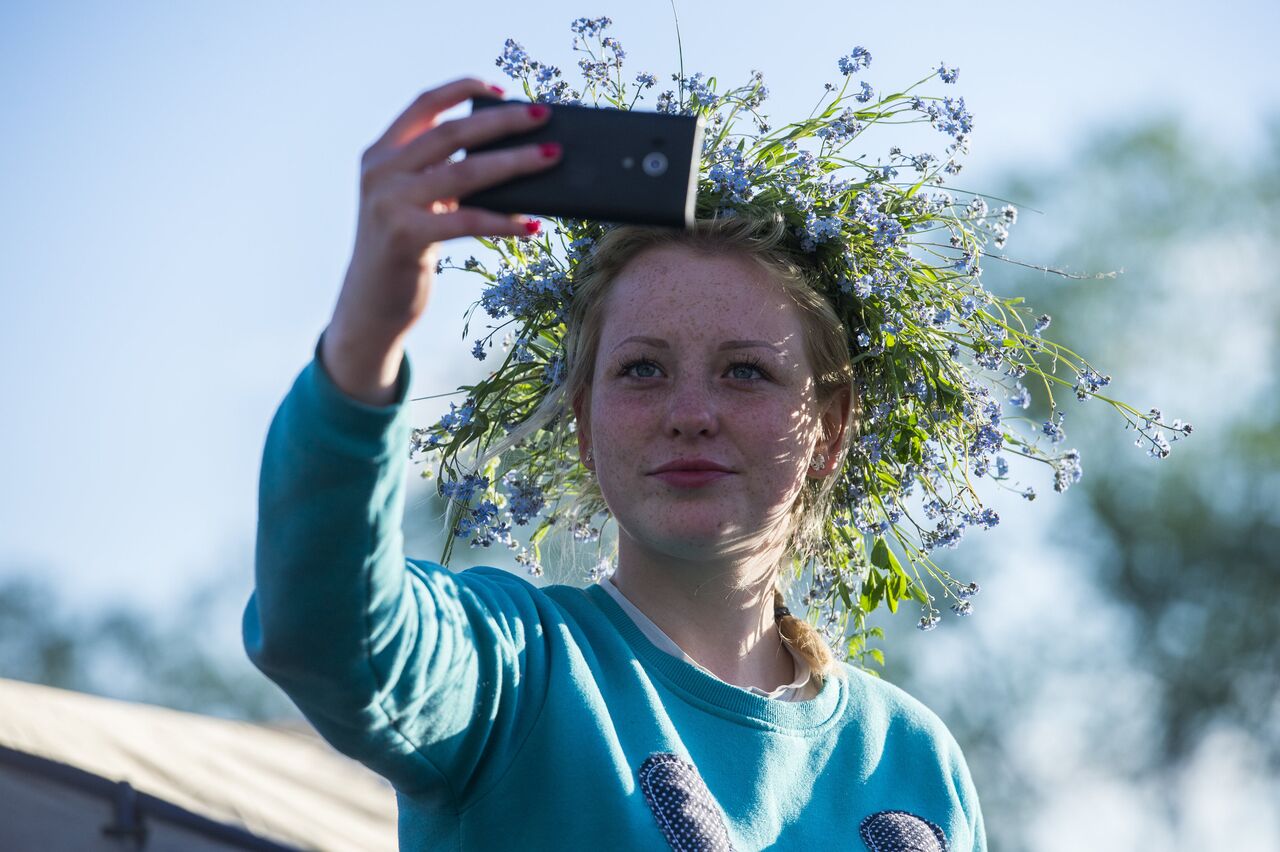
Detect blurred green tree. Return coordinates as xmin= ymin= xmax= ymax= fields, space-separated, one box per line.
xmin=0 ymin=565 xmax=299 ymax=722
xmin=885 ymin=113 xmax=1280 ymax=848
xmin=1001 ymin=114 xmax=1280 ymax=773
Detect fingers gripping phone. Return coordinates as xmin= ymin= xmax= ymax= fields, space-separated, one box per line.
xmin=459 ymin=96 xmax=705 ymax=230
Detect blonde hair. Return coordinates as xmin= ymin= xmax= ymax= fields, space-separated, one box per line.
xmin=478 ymin=209 xmax=860 ymax=690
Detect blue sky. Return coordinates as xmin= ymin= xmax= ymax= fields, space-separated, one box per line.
xmin=1 ymin=0 xmax=1276 ymax=619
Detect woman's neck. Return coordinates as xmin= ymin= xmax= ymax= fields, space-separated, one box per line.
xmin=609 ymin=540 xmax=796 ymax=693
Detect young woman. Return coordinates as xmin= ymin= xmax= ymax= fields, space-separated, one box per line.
xmin=244 ymin=76 xmax=986 ymax=851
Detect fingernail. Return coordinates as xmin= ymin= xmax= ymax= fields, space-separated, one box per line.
xmin=539 ymin=142 xmax=561 ymax=158
xmin=524 ymin=219 xmax=541 ymax=235
xmin=488 ymin=84 xmax=505 ymax=95
xmin=528 ymin=104 xmax=550 ymax=120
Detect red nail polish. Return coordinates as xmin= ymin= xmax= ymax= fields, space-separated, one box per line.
xmin=539 ymin=142 xmax=561 ymax=158
xmin=524 ymin=219 xmax=541 ymax=235
xmin=488 ymin=84 xmax=505 ymax=95
xmin=528 ymin=104 xmax=550 ymax=119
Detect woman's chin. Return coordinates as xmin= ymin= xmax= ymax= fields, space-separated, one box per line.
xmin=646 ymin=517 xmax=760 ymax=557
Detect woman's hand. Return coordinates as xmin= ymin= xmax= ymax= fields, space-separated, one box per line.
xmin=322 ymin=76 xmax=560 ymax=405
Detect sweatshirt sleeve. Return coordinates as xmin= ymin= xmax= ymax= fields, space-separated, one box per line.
xmin=241 ymin=332 xmax=550 ymax=804
xmin=947 ymin=729 xmax=988 ymax=851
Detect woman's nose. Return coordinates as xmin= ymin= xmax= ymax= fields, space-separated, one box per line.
xmin=662 ymin=376 xmax=719 ymax=437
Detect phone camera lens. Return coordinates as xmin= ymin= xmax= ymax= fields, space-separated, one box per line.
xmin=642 ymin=152 xmax=668 ymax=177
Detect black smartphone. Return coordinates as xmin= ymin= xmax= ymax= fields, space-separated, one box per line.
xmin=458 ymin=95 xmax=705 ymax=230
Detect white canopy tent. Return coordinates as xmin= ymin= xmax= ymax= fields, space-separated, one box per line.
xmin=0 ymin=678 xmax=397 ymax=851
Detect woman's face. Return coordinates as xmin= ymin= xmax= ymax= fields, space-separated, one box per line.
xmin=573 ymin=243 xmax=849 ymax=566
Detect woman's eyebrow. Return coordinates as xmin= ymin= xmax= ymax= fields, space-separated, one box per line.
xmin=720 ymin=339 xmax=783 ymax=353
xmin=610 ymin=335 xmax=783 ymax=353
xmin=611 ymin=335 xmax=668 ymax=352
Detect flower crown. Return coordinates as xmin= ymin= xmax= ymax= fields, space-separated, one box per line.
xmin=409 ymin=16 xmax=1192 ymax=670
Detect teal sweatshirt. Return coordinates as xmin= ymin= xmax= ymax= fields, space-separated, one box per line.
xmin=242 ymin=334 xmax=987 ymax=851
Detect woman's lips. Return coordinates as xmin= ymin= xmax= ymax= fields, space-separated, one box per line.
xmin=651 ymin=470 xmax=734 ymax=488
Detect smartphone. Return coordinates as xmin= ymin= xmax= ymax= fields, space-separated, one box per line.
xmin=458 ymin=95 xmax=705 ymax=230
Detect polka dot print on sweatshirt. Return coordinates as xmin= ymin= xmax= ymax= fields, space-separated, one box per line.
xmin=858 ymin=808 xmax=949 ymax=851
xmin=636 ymin=751 xmax=950 ymax=851
xmin=638 ymin=752 xmax=735 ymax=851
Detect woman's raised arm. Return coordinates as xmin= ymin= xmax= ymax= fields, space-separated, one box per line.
xmin=320 ymin=75 xmax=559 ymax=405
xmin=242 ymin=77 xmax=560 ymax=800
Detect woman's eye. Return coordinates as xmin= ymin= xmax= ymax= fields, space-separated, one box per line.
xmin=619 ymin=358 xmax=660 ymax=378
xmin=732 ymin=355 xmax=768 ymax=378
xmin=618 ymin=358 xmax=768 ymax=381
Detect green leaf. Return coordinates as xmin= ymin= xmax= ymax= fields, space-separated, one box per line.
xmin=871 ymin=537 xmax=890 ymax=570
xmin=530 ymin=521 xmax=551 ymax=545
xmin=870 ymin=537 xmax=901 ymax=574
xmin=837 ymin=577 xmax=854 ymax=610
xmin=864 ymin=570 xmax=885 ymax=613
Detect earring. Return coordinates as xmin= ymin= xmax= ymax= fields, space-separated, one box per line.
xmin=809 ymin=452 xmax=827 ymax=471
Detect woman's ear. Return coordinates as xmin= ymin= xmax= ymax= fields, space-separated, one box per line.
xmin=572 ymin=388 xmax=593 ymax=469
xmin=813 ymin=383 xmax=853 ymax=476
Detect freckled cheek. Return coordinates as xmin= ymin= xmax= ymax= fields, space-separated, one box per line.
xmin=591 ymin=383 xmax=808 ymax=455
xmin=758 ymin=402 xmax=809 ymax=443
xmin=756 ymin=456 xmax=806 ymax=495
xmin=592 ymin=391 xmax=657 ymax=433
xmin=589 ymin=392 xmax=649 ymax=460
